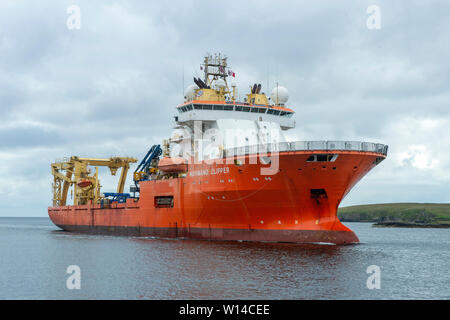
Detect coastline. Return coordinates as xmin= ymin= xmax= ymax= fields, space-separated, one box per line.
xmin=338 ymin=203 xmax=450 ymax=229
xmin=372 ymin=221 xmax=450 ymax=228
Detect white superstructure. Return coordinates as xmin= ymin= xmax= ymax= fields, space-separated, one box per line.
xmin=168 ymin=53 xmax=295 ymax=161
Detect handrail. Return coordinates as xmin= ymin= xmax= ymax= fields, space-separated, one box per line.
xmin=223 ymin=141 xmax=388 ymax=158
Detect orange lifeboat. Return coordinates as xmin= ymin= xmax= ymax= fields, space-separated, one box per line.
xmin=76 ymin=179 xmax=92 ymax=188
xmin=158 ymin=157 xmax=188 ymax=173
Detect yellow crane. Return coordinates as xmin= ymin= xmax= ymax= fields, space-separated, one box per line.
xmin=51 ymin=156 xmax=137 ymax=206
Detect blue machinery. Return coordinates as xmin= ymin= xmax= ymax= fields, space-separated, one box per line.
xmin=131 ymin=144 xmax=162 ymax=195
xmin=102 ymin=192 xmax=131 ymax=204
xmin=134 ymin=144 xmax=162 ymax=179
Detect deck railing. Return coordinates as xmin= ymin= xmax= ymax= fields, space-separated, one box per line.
xmin=223 ymin=141 xmax=388 ymax=158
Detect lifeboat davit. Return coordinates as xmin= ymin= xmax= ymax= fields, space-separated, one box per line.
xmin=77 ymin=179 xmax=92 ymax=188
xmin=158 ymin=157 xmax=188 ymax=173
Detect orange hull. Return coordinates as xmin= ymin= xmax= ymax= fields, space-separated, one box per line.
xmin=48 ymin=150 xmax=385 ymax=244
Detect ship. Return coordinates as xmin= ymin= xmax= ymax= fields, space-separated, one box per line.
xmin=48 ymin=53 xmax=388 ymax=245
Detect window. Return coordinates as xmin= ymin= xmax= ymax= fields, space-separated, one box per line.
xmin=273 ymin=110 xmax=280 ymax=115
xmin=242 ymin=107 xmax=250 ymax=112
xmin=373 ymin=157 xmax=384 ymax=165
xmin=267 ymin=109 xmax=274 ymax=114
xmin=187 ymin=105 xmax=193 ymax=111
xmin=194 ymin=104 xmax=202 ymax=110
xmin=203 ymin=105 xmax=212 ymax=110
xmin=258 ymin=108 xmax=267 ymax=113
xmin=235 ymin=106 xmax=243 ymax=111
xmin=224 ymin=105 xmax=233 ymax=111
xmin=251 ymin=108 xmax=259 ymax=113
xmin=213 ymin=105 xmax=224 ymax=110
xmin=154 ymin=196 xmax=174 ymax=208
xmin=306 ymin=154 xmax=339 ymax=162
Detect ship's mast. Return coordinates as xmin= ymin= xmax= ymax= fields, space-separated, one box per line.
xmin=203 ymin=53 xmax=231 ymax=95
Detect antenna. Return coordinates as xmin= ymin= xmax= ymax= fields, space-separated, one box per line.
xmin=276 ymin=81 xmax=279 ymax=105
xmin=203 ymin=53 xmax=230 ymax=93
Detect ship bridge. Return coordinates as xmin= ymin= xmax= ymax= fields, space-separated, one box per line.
xmin=176 ymin=101 xmax=295 ymax=130
xmin=171 ymin=99 xmax=295 ymax=160
xmin=169 ymin=53 xmax=296 ymax=161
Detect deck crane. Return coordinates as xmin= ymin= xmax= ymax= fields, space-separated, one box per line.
xmin=51 ymin=156 xmax=137 ymax=206
xmin=133 ymin=144 xmax=162 ymax=187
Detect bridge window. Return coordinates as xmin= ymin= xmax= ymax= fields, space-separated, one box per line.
xmin=183 ymin=104 xmax=293 ymax=117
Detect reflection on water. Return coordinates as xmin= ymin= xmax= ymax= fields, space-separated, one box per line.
xmin=0 ymin=218 xmax=449 ymax=299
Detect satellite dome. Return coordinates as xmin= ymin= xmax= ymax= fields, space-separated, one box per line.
xmin=270 ymin=86 xmax=289 ymax=105
xmin=185 ymin=84 xmax=198 ymax=101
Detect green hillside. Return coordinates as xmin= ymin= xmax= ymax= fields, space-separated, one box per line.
xmin=338 ymin=203 xmax=450 ymax=224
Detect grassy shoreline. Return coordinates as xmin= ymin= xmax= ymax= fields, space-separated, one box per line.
xmin=338 ymin=203 xmax=450 ymax=227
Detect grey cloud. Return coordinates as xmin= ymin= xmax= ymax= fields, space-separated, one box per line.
xmin=0 ymin=125 xmax=64 ymax=148
xmin=0 ymin=0 xmax=449 ymax=216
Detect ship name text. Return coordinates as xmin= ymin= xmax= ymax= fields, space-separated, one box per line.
xmin=189 ymin=166 xmax=230 ymax=177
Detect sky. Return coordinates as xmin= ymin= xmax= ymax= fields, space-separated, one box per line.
xmin=0 ymin=0 xmax=449 ymax=217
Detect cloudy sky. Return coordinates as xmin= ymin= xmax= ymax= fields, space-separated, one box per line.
xmin=0 ymin=0 xmax=449 ymax=217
